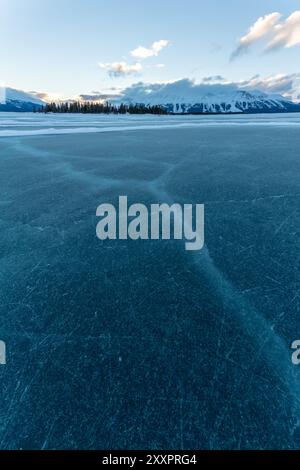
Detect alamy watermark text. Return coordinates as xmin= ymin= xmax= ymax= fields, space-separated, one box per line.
xmin=96 ymin=196 xmax=204 ymax=251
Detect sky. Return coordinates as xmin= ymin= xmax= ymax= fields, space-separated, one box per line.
xmin=1 ymin=0 xmax=300 ymax=100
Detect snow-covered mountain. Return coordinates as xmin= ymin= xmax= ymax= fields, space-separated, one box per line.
xmin=1 ymin=80 xmax=300 ymax=114
xmin=119 ymin=79 xmax=300 ymax=114
xmin=0 ymin=87 xmax=44 ymax=111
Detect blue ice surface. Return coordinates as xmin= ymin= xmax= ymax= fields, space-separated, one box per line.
xmin=0 ymin=112 xmax=300 ymax=449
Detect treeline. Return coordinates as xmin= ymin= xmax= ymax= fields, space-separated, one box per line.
xmin=38 ymin=101 xmax=168 ymax=115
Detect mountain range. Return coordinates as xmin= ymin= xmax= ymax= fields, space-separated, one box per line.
xmin=119 ymin=80 xmax=300 ymax=114
xmin=1 ymin=80 xmax=300 ymax=114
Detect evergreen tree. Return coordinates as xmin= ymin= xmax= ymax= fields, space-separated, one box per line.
xmin=39 ymin=101 xmax=168 ymax=115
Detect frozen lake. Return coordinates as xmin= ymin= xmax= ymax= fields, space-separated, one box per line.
xmin=0 ymin=112 xmax=300 ymax=449
xmin=1 ymin=111 xmax=300 ymax=136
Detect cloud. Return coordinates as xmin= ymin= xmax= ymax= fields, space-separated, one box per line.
xmin=98 ymin=39 xmax=170 ymax=79
xmin=130 ymin=39 xmax=170 ymax=59
xmin=231 ymin=12 xmax=281 ymax=59
xmin=93 ymin=86 xmax=123 ymax=93
xmin=29 ymin=91 xmax=63 ymax=102
xmin=119 ymin=79 xmax=241 ymax=105
xmin=99 ymin=61 xmax=142 ymax=77
xmin=79 ymin=93 xmax=121 ymax=102
xmin=266 ymin=10 xmax=300 ymax=50
xmin=239 ymin=73 xmax=300 ymax=100
xmin=202 ymin=75 xmax=226 ymax=83
xmin=231 ymin=10 xmax=300 ymax=59
xmin=30 ymin=91 xmax=49 ymax=100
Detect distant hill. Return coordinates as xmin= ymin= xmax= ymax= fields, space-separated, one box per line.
xmin=0 ymin=88 xmax=44 ymax=112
